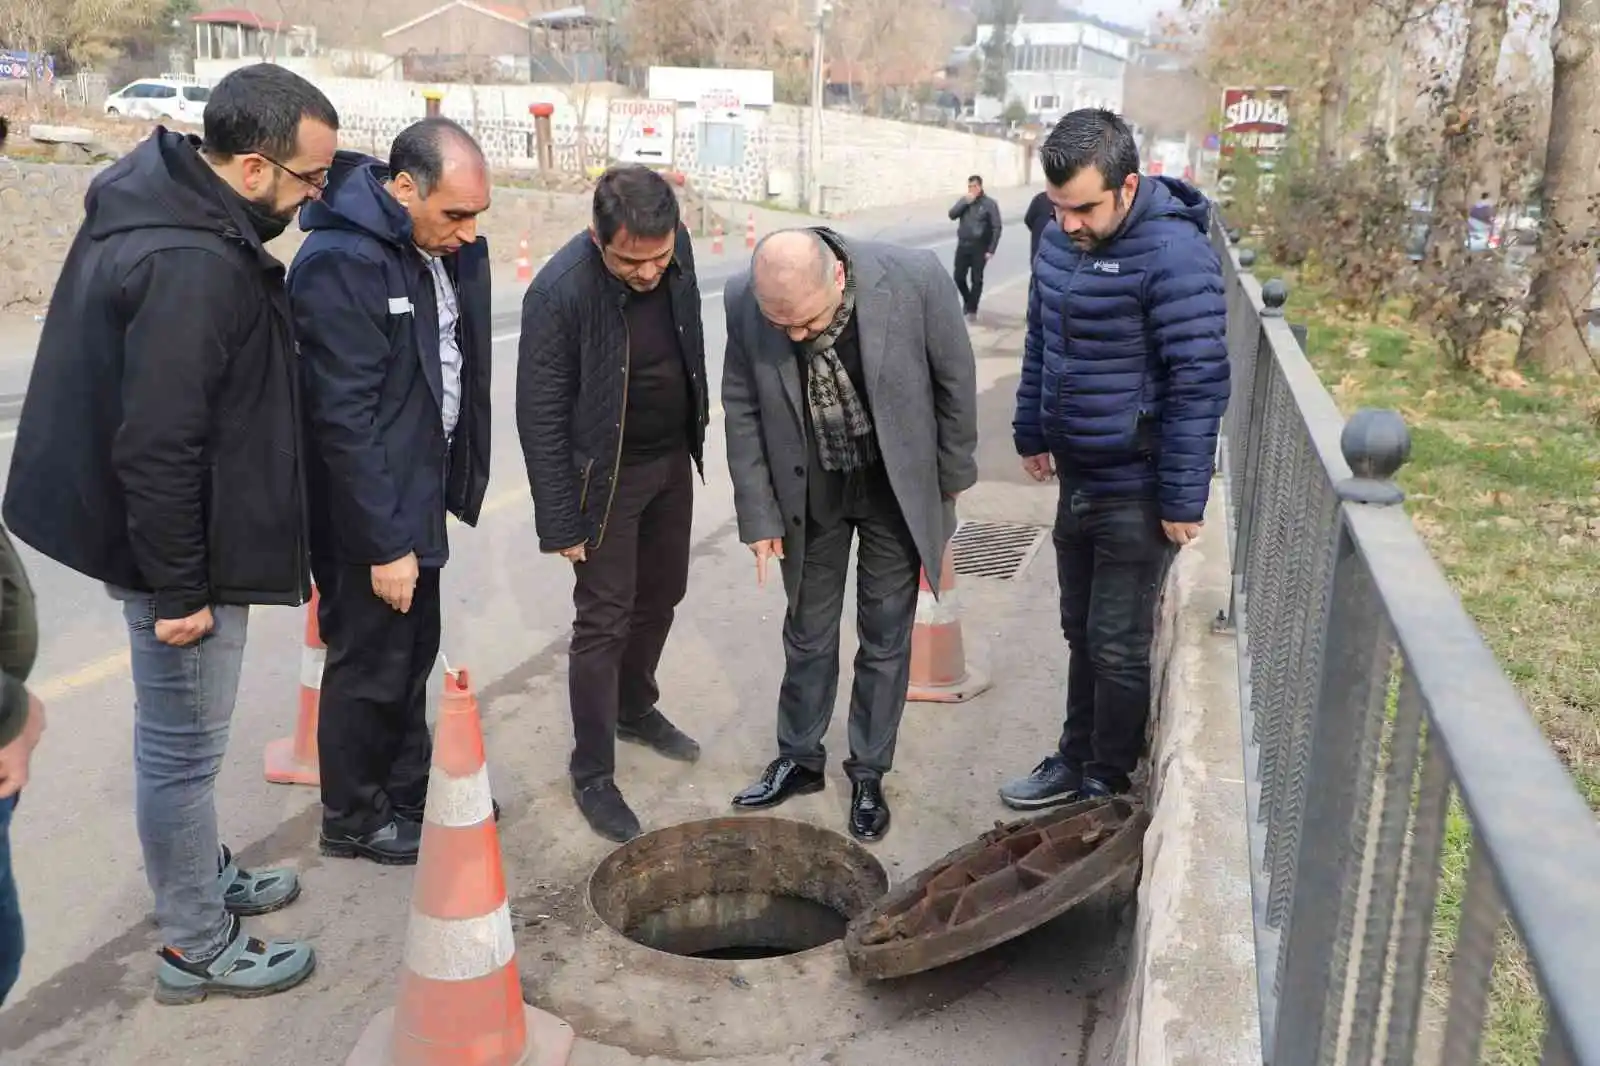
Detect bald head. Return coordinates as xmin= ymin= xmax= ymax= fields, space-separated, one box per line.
xmin=751 ymin=229 xmax=845 ymax=341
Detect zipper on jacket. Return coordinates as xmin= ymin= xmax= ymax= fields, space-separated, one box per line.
xmin=578 ymin=457 xmax=596 ymax=510
xmin=595 ymin=309 xmax=631 ymax=550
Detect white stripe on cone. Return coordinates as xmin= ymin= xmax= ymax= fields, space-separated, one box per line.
xmin=402 ymin=902 xmax=518 ymax=981
xmin=422 ymin=763 xmax=494 ymax=829
xmin=300 ymin=646 xmax=326 ymax=691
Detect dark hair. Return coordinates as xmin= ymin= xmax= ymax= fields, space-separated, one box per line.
xmin=0 ymin=116 xmax=8 ymax=150
xmin=593 ymin=165 xmax=679 ymax=246
xmin=202 ymin=63 xmax=338 ymax=162
xmin=391 ymin=117 xmax=484 ymax=197
xmin=968 ymin=174 xmax=983 ymax=185
xmin=1039 ymin=108 xmax=1139 ymax=192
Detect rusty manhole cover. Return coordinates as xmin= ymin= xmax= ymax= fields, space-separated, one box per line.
xmin=843 ymin=797 xmax=1149 ymax=980
xmin=587 ymin=816 xmax=888 ymax=961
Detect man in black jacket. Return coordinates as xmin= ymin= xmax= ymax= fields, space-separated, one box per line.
xmin=517 ymin=165 xmax=708 ymax=843
xmin=288 ymin=118 xmax=493 ymax=866
xmin=1 ymin=63 xmax=332 ymax=1004
xmin=947 ymin=174 xmax=1003 ymax=321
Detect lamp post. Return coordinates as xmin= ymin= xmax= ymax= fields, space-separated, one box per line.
xmin=806 ymin=0 xmax=832 ymax=216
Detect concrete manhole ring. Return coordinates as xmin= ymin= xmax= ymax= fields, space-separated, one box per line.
xmin=524 ymin=815 xmax=1014 ymax=1060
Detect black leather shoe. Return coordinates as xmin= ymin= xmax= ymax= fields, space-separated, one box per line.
xmin=572 ymin=779 xmax=642 ymax=843
xmin=732 ymin=757 xmax=825 ymax=809
xmin=849 ymin=779 xmax=891 ymax=841
xmin=617 ymin=709 xmax=702 ymax=763
xmin=319 ymin=817 xmax=423 ymax=865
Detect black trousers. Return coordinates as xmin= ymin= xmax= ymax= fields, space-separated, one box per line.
xmin=568 ymin=450 xmax=694 ymax=787
xmin=952 ymin=244 xmax=988 ymax=314
xmin=777 ymin=467 xmax=921 ymax=783
xmin=315 ymin=560 xmax=441 ymax=837
xmin=1053 ymin=485 xmax=1177 ymax=794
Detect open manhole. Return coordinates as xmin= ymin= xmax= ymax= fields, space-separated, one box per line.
xmin=843 ymin=797 xmax=1149 ymax=980
xmin=951 ymin=521 xmax=1049 ymax=581
xmin=587 ymin=816 xmax=888 ymax=962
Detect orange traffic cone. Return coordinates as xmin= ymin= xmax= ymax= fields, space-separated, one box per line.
xmin=346 ymin=668 xmax=575 ymax=1066
xmin=744 ymin=211 xmax=756 ymax=250
xmin=515 ymin=237 xmax=532 ymax=283
xmin=264 ymin=587 xmax=323 ymax=786
xmin=906 ymin=544 xmax=991 ymax=703
xmin=711 ymin=217 xmax=724 ymax=255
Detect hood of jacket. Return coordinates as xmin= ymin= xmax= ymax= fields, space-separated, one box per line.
xmin=83 ymin=127 xmax=266 ymax=255
xmin=1117 ymin=174 xmax=1213 ymax=241
xmin=297 ymin=150 xmax=415 ymax=249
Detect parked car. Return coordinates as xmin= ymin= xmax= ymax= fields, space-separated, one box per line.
xmin=103 ymin=79 xmax=209 ymax=124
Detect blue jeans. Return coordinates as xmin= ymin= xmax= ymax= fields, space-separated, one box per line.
xmin=108 ymin=586 xmax=249 ymax=959
xmin=1 ymin=793 xmax=21 ymax=1006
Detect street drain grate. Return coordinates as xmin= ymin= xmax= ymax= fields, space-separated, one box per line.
xmin=951 ymin=521 xmax=1049 ymax=581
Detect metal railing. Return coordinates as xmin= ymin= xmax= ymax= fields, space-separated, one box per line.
xmin=1210 ymin=219 xmax=1600 ymax=1066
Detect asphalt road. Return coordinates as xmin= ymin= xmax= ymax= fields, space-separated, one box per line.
xmin=0 ymin=204 xmax=1041 ymax=1062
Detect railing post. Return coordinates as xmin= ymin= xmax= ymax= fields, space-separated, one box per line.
xmin=1271 ymin=409 xmax=1411 ymax=1066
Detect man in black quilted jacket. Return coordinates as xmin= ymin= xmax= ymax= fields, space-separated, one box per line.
xmin=516 ymin=165 xmax=710 ymax=844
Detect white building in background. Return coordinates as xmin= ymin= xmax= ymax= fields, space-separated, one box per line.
xmin=973 ymin=16 xmax=1138 ymax=124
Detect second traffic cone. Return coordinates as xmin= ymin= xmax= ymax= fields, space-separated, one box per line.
xmin=346 ymin=668 xmax=575 ymax=1066
xmin=711 ymin=217 xmax=724 ymax=255
xmin=264 ymin=586 xmax=323 ymax=786
xmin=515 ymin=237 xmax=532 ymax=283
xmin=745 ymin=211 xmax=756 ymax=250
xmin=906 ymin=543 xmax=991 ymax=703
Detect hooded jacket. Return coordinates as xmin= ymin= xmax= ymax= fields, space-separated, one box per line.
xmin=1013 ymin=175 xmax=1231 ymax=524
xmin=288 ymin=151 xmax=492 ymax=570
xmin=2 ymin=127 xmax=311 ymax=620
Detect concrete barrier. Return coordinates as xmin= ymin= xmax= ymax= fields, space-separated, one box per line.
xmin=1113 ymin=487 xmax=1263 ymax=1065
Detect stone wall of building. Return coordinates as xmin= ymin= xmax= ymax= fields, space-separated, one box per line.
xmin=0 ymin=157 xmax=593 ymax=309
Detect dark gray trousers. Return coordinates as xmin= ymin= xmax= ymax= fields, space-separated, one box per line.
xmin=776 ymin=468 xmax=921 ymax=782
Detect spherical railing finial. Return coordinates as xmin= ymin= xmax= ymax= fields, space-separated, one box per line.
xmin=1261 ymin=278 xmax=1289 ymax=317
xmin=1337 ymin=408 xmax=1411 ymax=506
xmin=1227 ymin=226 xmax=1242 ymax=244
xmin=1238 ymin=248 xmax=1257 ymax=269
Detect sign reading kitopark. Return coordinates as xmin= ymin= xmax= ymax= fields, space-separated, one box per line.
xmin=1219 ymin=86 xmax=1290 ymax=156
xmin=608 ymin=98 xmax=677 ymax=167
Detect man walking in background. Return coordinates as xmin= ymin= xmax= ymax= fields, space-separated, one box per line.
xmin=2 ymin=63 xmax=334 ymax=1003
xmin=948 ymin=174 xmax=1002 ymax=321
xmin=289 ymin=117 xmax=494 ymax=867
xmin=1002 ymin=108 xmax=1229 ymax=811
xmin=518 ymin=165 xmax=709 ymax=844
xmin=0 ymin=521 xmax=42 ymax=1008
xmin=722 ymin=227 xmax=978 ymax=841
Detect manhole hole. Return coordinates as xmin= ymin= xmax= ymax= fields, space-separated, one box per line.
xmin=587 ymin=816 xmax=888 ymax=962
xmin=951 ymin=521 xmax=1048 ymax=580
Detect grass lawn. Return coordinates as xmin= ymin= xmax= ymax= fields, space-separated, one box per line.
xmin=1261 ymin=263 xmax=1599 ymax=1063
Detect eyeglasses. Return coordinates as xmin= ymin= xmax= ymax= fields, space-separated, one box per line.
xmin=256 ymin=153 xmax=328 ymax=196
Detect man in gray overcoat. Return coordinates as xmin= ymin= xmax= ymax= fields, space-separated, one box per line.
xmin=721 ymin=227 xmax=979 ymax=841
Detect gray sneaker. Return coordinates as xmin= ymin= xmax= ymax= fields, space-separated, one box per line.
xmin=218 ymin=844 xmax=301 ymax=917
xmin=154 ymin=914 xmax=315 ymax=1006
xmin=998 ymin=755 xmax=1083 ymax=810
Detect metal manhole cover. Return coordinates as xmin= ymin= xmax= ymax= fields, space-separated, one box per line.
xmin=842 ymin=798 xmax=1149 ymax=980
xmin=950 ymin=521 xmax=1048 ymax=581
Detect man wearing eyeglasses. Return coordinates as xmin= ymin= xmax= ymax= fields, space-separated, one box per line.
xmin=287 ymin=117 xmax=494 ymax=866
xmin=2 ymin=62 xmax=336 ymax=1004
xmin=517 ymin=164 xmax=708 ymax=844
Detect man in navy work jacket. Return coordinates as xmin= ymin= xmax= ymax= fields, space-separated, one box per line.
xmin=288 ymin=118 xmax=493 ymax=866
xmin=1002 ymin=108 xmax=1230 ymax=810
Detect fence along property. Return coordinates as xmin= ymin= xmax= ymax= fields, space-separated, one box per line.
xmin=1209 ymin=218 xmax=1600 ymax=1065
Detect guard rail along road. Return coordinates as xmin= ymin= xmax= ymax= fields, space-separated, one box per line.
xmin=1208 ymin=216 xmax=1600 ymax=1066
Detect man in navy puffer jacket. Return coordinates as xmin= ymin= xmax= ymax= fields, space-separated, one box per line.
xmin=1002 ymin=109 xmax=1229 ymax=809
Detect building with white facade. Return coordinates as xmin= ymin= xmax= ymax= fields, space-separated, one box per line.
xmin=973 ymin=15 xmax=1139 ymax=124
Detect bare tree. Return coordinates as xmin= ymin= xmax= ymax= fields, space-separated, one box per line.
xmin=1423 ymin=0 xmax=1508 ymax=266
xmin=0 ymin=0 xmax=164 ymax=105
xmin=1517 ymin=0 xmax=1600 ymax=374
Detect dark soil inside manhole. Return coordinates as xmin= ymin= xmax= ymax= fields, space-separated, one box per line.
xmin=627 ymin=891 xmax=848 ymax=960
xmin=588 ymin=815 xmax=888 ymax=963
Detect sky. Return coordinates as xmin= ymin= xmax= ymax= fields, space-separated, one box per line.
xmin=1069 ymin=0 xmax=1179 ymax=31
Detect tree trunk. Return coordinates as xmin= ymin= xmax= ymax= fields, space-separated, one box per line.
xmin=1425 ymin=0 xmax=1509 ymax=265
xmin=1517 ymin=0 xmax=1600 ymax=375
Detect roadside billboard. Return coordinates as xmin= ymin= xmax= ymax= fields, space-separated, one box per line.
xmin=607 ymin=98 xmax=676 ymax=168
xmin=1219 ymin=86 xmax=1290 ymax=156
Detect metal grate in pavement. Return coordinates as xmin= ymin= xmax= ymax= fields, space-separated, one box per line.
xmin=951 ymin=521 xmax=1049 ymax=581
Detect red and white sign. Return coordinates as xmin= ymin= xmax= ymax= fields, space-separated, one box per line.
xmin=696 ymin=88 xmax=743 ymax=121
xmin=608 ymin=98 xmax=676 ymax=167
xmin=1219 ymin=86 xmax=1291 ymax=156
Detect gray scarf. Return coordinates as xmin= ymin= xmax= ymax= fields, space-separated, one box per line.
xmin=798 ymin=233 xmax=878 ymax=472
